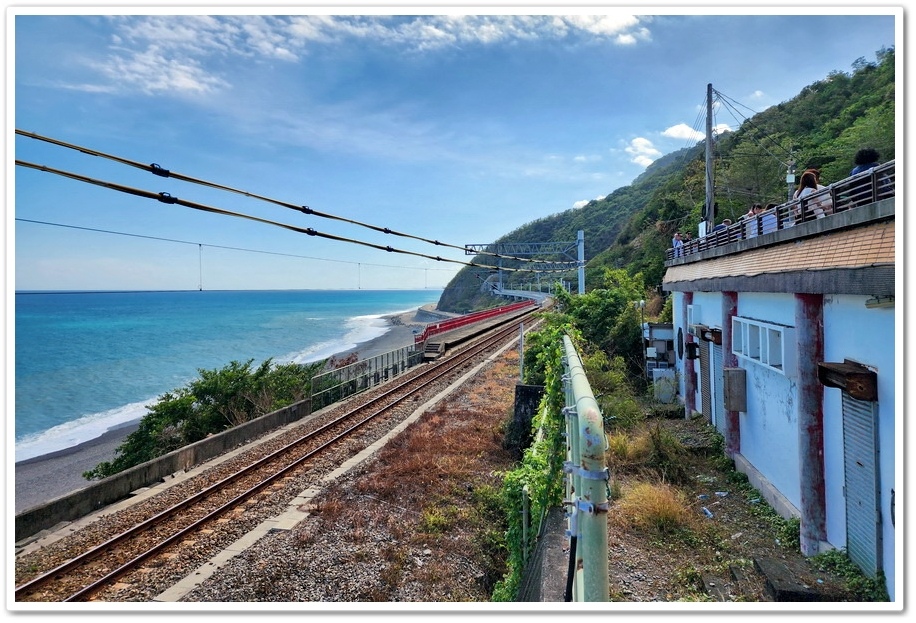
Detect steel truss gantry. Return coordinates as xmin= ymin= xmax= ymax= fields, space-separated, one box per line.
xmin=464 ymin=230 xmax=585 ymax=294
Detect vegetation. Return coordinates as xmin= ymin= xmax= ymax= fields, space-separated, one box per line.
xmin=75 ymin=50 xmax=895 ymax=600
xmin=83 ymin=358 xmax=324 ymax=480
xmin=436 ymin=47 xmax=894 ymax=313
xmin=811 ymin=548 xmax=890 ymax=602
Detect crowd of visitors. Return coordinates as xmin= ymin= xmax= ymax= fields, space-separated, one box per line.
xmin=669 ymin=147 xmax=888 ymax=259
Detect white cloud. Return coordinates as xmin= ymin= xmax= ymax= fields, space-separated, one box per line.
xmin=663 ymin=123 xmax=703 ymax=141
xmin=95 ymin=47 xmax=229 ymax=95
xmin=662 ymin=122 xmax=733 ymax=142
xmin=86 ymin=15 xmax=654 ymax=96
xmin=572 ymin=193 xmax=608 ymax=209
xmin=625 ymin=137 xmax=662 ymax=167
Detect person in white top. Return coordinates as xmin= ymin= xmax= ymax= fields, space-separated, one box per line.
xmin=793 ymin=169 xmax=832 ymax=221
xmin=743 ymin=204 xmax=762 ymax=238
xmin=760 ymin=203 xmax=779 ymax=234
xmin=671 ymin=232 xmax=684 ymax=257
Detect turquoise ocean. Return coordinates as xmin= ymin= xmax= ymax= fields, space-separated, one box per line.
xmin=13 ymin=289 xmax=442 ymax=463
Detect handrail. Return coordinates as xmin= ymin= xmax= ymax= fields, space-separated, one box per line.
xmin=667 ymin=159 xmax=895 ymax=261
xmin=561 ymin=334 xmax=609 ymax=602
xmin=413 ymin=299 xmax=535 ymax=344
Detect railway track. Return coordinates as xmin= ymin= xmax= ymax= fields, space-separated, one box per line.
xmin=14 ymin=310 xmax=540 ymax=603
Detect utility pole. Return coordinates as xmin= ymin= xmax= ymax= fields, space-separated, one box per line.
xmin=786 ymin=154 xmax=797 ymax=203
xmin=704 ymin=83 xmax=714 ymax=235
xmin=637 ymin=299 xmax=647 ymax=378
xmin=577 ymin=230 xmax=585 ymax=295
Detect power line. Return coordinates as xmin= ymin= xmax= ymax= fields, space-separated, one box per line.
xmin=14 ymin=217 xmax=455 ymax=272
xmin=15 ymin=129 xmax=579 ymax=267
xmin=15 ymin=160 xmax=576 ymax=275
xmin=712 ymin=89 xmax=794 ymax=165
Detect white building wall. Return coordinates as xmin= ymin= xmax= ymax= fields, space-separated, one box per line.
xmin=736 ymin=291 xmax=796 ymax=327
xmin=822 ymin=294 xmax=896 ymax=600
xmin=734 ymin=292 xmax=801 ymax=508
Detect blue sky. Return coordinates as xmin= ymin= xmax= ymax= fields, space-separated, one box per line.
xmin=9 ymin=4 xmax=899 ymax=291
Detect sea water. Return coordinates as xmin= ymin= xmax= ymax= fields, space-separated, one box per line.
xmin=12 ymin=289 xmax=442 ymax=463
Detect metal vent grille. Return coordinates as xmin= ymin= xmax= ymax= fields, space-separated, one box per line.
xmin=842 ymin=392 xmax=882 ymax=578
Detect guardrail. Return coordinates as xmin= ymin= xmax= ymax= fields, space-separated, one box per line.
xmin=310 ymin=345 xmax=422 ymax=410
xmin=561 ymin=334 xmax=609 ymax=602
xmin=667 ymin=159 xmax=895 ymax=261
xmin=413 ymin=299 xmax=536 ymax=345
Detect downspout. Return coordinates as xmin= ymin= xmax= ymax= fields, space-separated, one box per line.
xmin=683 ymin=292 xmax=697 ymax=418
xmin=722 ymin=291 xmax=740 ymax=457
xmin=796 ymin=293 xmax=827 ymax=556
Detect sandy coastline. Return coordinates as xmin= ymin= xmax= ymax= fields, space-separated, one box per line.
xmin=13 ymin=304 xmax=452 ymax=515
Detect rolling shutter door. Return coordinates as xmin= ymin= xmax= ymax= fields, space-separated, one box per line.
xmin=842 ymin=392 xmax=882 ymax=578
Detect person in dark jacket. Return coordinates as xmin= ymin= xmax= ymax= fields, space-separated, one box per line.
xmin=851 ymin=147 xmax=880 ymax=175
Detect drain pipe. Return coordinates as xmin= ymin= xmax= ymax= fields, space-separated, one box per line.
xmin=562 ymin=335 xmax=610 ymax=602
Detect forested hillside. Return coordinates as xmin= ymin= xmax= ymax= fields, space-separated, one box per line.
xmin=437 ymin=47 xmax=894 ymax=313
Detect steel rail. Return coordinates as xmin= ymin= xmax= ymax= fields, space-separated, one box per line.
xmin=15 ymin=308 xmax=539 ymax=602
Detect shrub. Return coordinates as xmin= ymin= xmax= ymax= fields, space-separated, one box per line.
xmin=83 ymin=358 xmax=323 ymax=480
xmin=612 ymin=481 xmax=697 ymax=534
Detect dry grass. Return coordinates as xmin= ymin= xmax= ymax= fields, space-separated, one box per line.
xmin=290 ymin=346 xmax=873 ymax=602
xmin=300 ymin=351 xmax=522 ymax=600
xmin=607 ymin=430 xmax=651 ymax=465
xmin=611 ymin=481 xmax=699 ymax=535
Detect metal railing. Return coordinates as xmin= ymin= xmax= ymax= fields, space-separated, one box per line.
xmin=309 ymin=345 xmax=422 ymax=410
xmin=413 ymin=299 xmax=535 ymax=345
xmin=667 ymin=159 xmax=895 ymax=261
xmin=561 ymin=334 xmax=609 ymax=602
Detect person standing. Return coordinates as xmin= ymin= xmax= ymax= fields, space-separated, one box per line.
xmin=760 ymin=203 xmax=779 ymax=234
xmin=851 ymin=147 xmax=880 ymax=175
xmin=672 ymin=232 xmax=684 ymax=257
xmin=848 ymin=147 xmax=885 ymax=206
xmin=744 ymin=203 xmax=763 ymax=238
xmin=793 ymin=170 xmax=831 ymax=220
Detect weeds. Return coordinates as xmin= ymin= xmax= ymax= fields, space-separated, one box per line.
xmin=811 ymin=549 xmax=890 ymax=601
xmin=612 ymin=481 xmax=697 ymax=535
xmin=644 ymin=422 xmax=692 ymax=485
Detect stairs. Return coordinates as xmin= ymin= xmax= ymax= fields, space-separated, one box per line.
xmin=422 ymin=341 xmax=443 ymax=361
xmin=701 ymin=557 xmax=843 ymax=602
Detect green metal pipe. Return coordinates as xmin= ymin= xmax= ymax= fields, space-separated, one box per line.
xmin=562 ymin=334 xmax=609 ymax=602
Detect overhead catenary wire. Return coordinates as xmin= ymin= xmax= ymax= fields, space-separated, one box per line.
xmin=15 ymin=129 xmax=579 ymax=267
xmin=14 ymin=217 xmax=456 ymax=272
xmin=15 ymin=159 xmax=578 ymax=275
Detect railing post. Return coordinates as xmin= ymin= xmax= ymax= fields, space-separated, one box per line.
xmin=561 ymin=335 xmax=609 ymax=602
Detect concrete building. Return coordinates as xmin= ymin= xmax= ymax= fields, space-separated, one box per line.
xmin=661 ymin=162 xmax=897 ymax=601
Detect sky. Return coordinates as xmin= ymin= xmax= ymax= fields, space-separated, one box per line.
xmin=8 ymin=3 xmax=900 ymax=292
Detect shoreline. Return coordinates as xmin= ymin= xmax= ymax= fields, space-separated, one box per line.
xmin=13 ymin=303 xmax=450 ymax=514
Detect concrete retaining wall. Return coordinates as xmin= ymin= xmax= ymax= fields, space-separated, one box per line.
xmin=15 ymin=398 xmax=311 ymax=543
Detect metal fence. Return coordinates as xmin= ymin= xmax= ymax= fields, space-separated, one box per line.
xmin=309 ymin=345 xmax=423 ymax=411
xmin=668 ymin=159 xmax=895 ymax=261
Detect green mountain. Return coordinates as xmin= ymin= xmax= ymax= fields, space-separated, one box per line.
xmin=437 ymin=47 xmax=894 ymax=313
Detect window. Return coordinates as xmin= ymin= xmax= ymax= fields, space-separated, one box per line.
xmin=732 ymin=316 xmax=796 ymax=377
